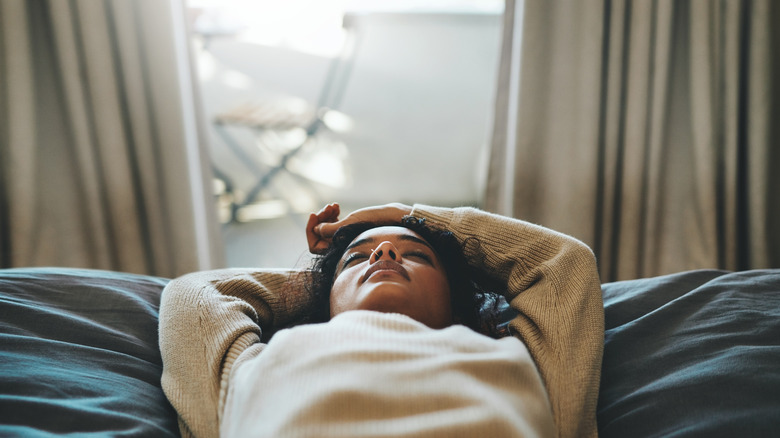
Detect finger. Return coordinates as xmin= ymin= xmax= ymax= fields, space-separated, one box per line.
xmin=317 ymin=203 xmax=340 ymax=222
xmin=329 ymin=203 xmax=340 ymax=220
xmin=315 ymin=222 xmax=338 ymax=238
xmin=306 ymin=213 xmax=318 ymax=235
xmin=316 ymin=221 xmax=341 ymax=239
xmin=306 ymin=213 xmax=320 ymax=251
xmin=315 ymin=203 xmax=334 ymax=215
xmin=307 ymin=205 xmax=341 ymax=254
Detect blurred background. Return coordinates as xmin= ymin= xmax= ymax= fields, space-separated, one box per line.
xmin=2 ymin=0 xmax=778 ymax=281
xmin=187 ymin=0 xmax=504 ymax=268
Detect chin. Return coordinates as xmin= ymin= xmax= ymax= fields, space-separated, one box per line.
xmin=356 ymin=282 xmax=415 ymax=315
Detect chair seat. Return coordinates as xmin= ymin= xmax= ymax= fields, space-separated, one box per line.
xmin=215 ymin=99 xmax=317 ymax=131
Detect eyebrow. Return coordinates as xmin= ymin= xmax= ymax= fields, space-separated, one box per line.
xmin=399 ymin=234 xmax=435 ymax=252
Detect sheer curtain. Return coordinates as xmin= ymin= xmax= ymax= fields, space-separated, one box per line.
xmin=0 ymin=0 xmax=223 ymax=277
xmin=485 ymin=0 xmax=780 ymax=281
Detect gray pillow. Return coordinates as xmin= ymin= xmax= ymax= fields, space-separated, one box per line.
xmin=0 ymin=267 xmax=179 ymax=436
xmin=598 ymin=269 xmax=780 ymax=437
xmin=3 ymin=267 xmax=778 ymax=437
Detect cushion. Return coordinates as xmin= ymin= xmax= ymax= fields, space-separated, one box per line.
xmin=3 ymin=266 xmax=778 ymax=437
xmin=597 ymin=269 xmax=780 ymax=437
xmin=0 ymin=267 xmax=179 ymax=436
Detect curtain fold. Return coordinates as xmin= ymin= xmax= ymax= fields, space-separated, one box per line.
xmin=485 ymin=0 xmax=780 ymax=281
xmin=0 ymin=0 xmax=223 ymax=277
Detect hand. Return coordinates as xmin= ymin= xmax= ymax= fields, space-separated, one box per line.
xmin=306 ymin=203 xmax=341 ymax=254
xmin=306 ymin=202 xmax=413 ymax=254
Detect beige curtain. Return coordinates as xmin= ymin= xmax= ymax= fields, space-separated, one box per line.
xmin=485 ymin=0 xmax=780 ymax=281
xmin=0 ymin=0 xmax=223 ymax=277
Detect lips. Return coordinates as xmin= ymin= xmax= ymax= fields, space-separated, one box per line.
xmin=360 ymin=260 xmax=410 ymax=283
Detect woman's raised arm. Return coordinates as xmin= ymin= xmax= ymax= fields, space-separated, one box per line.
xmin=408 ymin=205 xmax=604 ymax=438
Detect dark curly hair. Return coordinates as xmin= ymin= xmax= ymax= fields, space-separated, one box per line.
xmin=303 ymin=217 xmax=504 ymax=338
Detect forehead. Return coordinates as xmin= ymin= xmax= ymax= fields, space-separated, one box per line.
xmin=347 ymin=226 xmax=430 ymax=249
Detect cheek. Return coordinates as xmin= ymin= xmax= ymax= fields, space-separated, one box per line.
xmin=435 ymin=275 xmax=453 ymax=306
xmin=329 ymin=272 xmax=356 ymax=317
xmin=418 ymin=269 xmax=452 ymax=307
xmin=416 ymin=269 xmax=453 ymax=328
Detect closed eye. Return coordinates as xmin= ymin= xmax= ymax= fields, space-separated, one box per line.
xmin=404 ymin=251 xmax=433 ymax=265
xmin=343 ymin=252 xmax=368 ymax=267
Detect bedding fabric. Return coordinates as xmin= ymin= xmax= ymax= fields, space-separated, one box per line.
xmin=597 ymin=269 xmax=780 ymax=437
xmin=0 ymin=267 xmax=178 ymax=437
xmin=0 ymin=267 xmax=778 ymax=437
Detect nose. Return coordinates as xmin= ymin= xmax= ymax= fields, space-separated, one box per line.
xmin=371 ymin=241 xmax=401 ymax=263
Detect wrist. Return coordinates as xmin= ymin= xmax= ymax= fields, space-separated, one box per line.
xmin=388 ymin=203 xmax=413 ymax=222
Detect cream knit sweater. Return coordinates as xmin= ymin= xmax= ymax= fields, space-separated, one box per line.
xmin=159 ymin=205 xmax=603 ymax=438
xmin=222 ymin=310 xmax=555 ymax=437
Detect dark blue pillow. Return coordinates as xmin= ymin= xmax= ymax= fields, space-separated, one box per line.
xmin=598 ymin=269 xmax=780 ymax=437
xmin=0 ymin=267 xmax=179 ymax=436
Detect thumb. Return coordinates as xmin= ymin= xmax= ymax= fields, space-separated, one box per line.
xmin=316 ymin=222 xmax=339 ymax=238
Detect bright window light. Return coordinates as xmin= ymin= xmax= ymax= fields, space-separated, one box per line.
xmin=188 ymin=0 xmax=503 ymax=57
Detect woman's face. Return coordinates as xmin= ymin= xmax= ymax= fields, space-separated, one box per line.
xmin=329 ymin=226 xmax=453 ymax=329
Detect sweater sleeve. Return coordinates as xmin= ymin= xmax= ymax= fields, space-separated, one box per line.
xmin=158 ymin=268 xmax=312 ymax=438
xmin=409 ymin=205 xmax=603 ymax=438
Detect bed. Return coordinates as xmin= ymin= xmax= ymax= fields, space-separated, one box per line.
xmin=1 ymin=267 xmax=778 ymax=436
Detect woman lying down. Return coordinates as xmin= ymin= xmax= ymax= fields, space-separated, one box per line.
xmin=159 ymin=203 xmax=603 ymax=438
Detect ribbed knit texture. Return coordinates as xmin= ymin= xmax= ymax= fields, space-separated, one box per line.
xmin=410 ymin=205 xmax=603 ymax=438
xmin=223 ymin=311 xmax=555 ymax=437
xmin=158 ymin=206 xmax=603 ymax=438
